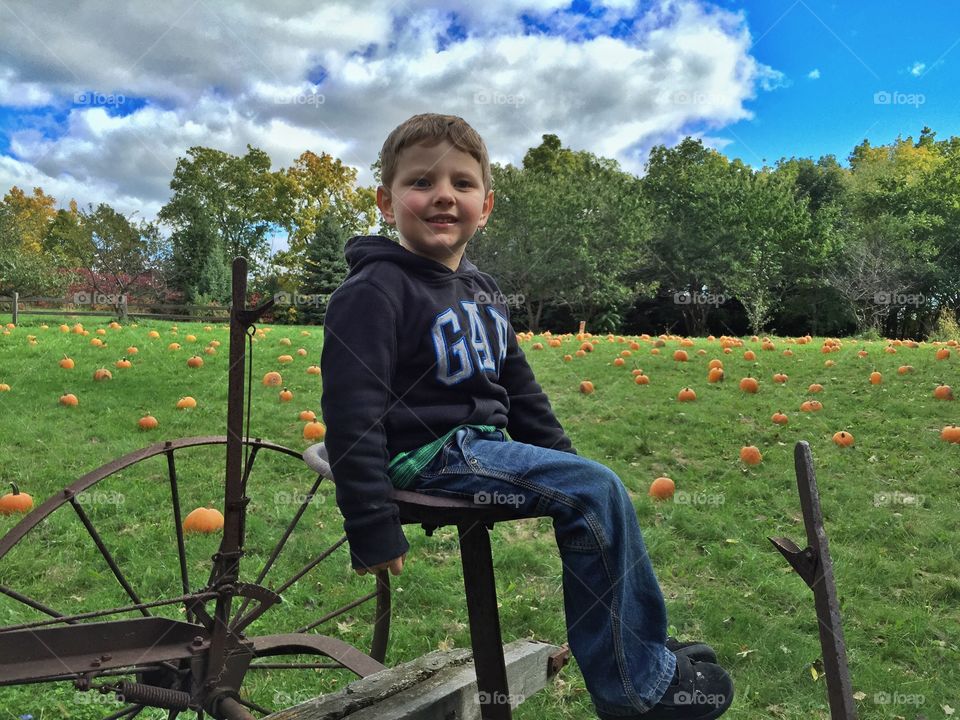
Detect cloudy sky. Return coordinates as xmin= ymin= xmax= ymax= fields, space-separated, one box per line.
xmin=1 ymin=0 xmax=957 ymax=231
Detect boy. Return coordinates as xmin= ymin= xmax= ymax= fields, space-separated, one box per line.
xmin=320 ymin=113 xmax=733 ymax=719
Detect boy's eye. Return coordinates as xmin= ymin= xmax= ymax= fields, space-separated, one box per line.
xmin=412 ymin=178 xmax=429 ymax=187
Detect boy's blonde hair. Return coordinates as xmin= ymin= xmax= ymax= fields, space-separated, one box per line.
xmin=380 ymin=113 xmax=492 ymax=193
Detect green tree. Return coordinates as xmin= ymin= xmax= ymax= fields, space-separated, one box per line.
xmin=159 ymin=145 xmax=281 ymax=290
xmin=297 ymin=211 xmax=350 ymax=324
xmin=471 ymin=137 xmax=650 ymax=332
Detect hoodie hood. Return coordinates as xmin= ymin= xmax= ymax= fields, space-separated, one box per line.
xmin=344 ymin=235 xmax=480 ymax=282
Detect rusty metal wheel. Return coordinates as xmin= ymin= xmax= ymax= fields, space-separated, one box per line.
xmin=0 ymin=436 xmax=390 ymax=719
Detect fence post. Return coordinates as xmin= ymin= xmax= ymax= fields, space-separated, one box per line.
xmin=119 ymin=294 xmax=128 ymax=323
xmin=12 ymin=292 xmax=18 ymax=326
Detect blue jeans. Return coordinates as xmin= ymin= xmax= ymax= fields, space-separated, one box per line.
xmin=409 ymin=426 xmax=676 ymax=716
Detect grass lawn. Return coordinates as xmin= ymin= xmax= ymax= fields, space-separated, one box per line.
xmin=0 ymin=315 xmax=957 ymax=719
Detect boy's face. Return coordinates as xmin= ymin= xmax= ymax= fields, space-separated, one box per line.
xmin=377 ymin=139 xmax=494 ymax=271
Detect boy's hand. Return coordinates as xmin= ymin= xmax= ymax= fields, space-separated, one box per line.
xmin=356 ymin=554 xmax=405 ymax=576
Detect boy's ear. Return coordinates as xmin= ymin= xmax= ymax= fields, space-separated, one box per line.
xmin=478 ymin=189 xmax=495 ymax=229
xmin=376 ymin=185 xmax=396 ymax=226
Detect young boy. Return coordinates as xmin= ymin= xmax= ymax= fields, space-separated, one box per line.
xmin=320 ymin=113 xmax=733 ymax=719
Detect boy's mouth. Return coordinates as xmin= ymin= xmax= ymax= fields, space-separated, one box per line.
xmin=426 ymin=214 xmax=458 ymax=225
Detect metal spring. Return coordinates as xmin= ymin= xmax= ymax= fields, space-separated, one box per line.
xmin=117 ymin=681 xmax=191 ymax=710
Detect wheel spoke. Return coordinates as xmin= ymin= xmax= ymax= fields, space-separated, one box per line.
xmin=295 ymin=589 xmax=379 ymax=634
xmin=237 ymin=695 xmax=273 ymax=715
xmin=231 ymin=472 xmax=325 ymax=628
xmin=101 ymin=704 xmax=145 ymax=720
xmin=167 ymin=448 xmax=192 ymax=621
xmin=0 ymin=584 xmax=73 ymax=626
xmin=68 ymin=496 xmax=146 ymax=615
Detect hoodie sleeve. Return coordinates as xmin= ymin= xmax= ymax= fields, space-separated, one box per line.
xmin=499 ymin=314 xmax=577 ymax=455
xmin=320 ymin=280 xmax=410 ymax=570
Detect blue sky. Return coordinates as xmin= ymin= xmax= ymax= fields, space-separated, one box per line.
xmin=0 ymin=0 xmax=957 ymax=222
xmin=721 ymin=0 xmax=960 ymax=165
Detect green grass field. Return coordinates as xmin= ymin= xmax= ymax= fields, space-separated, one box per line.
xmin=0 ymin=315 xmax=957 ymax=719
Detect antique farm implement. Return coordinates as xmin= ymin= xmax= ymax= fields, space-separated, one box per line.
xmin=0 ymin=258 xmax=393 ymax=718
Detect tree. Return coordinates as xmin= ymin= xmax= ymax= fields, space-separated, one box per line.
xmin=641 ymin=138 xmax=743 ymax=335
xmin=77 ymin=204 xmax=167 ymax=319
xmin=159 ymin=145 xmax=282 ymax=290
xmin=470 ymin=137 xmax=650 ymax=332
xmin=297 ymin=211 xmax=350 ymax=324
xmin=1 ymin=186 xmax=56 ymax=254
xmin=273 ymin=150 xmax=377 ymax=284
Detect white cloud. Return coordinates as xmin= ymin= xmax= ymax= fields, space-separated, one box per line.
xmin=0 ymin=0 xmax=783 ymax=218
xmin=909 ymin=61 xmax=926 ymax=77
xmin=807 ymin=68 xmax=821 ymax=80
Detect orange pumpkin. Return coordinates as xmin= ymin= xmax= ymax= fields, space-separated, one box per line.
xmin=176 ymin=397 xmax=197 ymax=409
xmin=935 ymin=348 xmax=951 ymax=360
xmin=59 ymin=355 xmax=75 ymax=369
xmin=648 ymin=477 xmax=675 ymax=500
xmin=897 ymin=365 xmax=914 ymax=375
xmin=0 ymin=483 xmax=33 ymax=515
xmin=740 ymin=446 xmax=762 ymax=465
xmin=677 ymin=387 xmax=697 ymax=402
xmin=278 ymin=354 xmax=294 ymax=364
xmin=532 ymin=342 xmax=544 ymax=350
xmin=613 ymin=357 xmax=625 ymax=367
xmin=771 ymin=411 xmax=789 ymax=426
xmin=869 ymin=371 xmax=882 ymax=385
xmin=183 ymin=507 xmax=224 ymax=534
xmin=59 ymin=393 xmax=79 ymax=406
xmin=708 ymin=359 xmax=723 ymax=370
xmin=808 ymin=383 xmax=823 ymax=393
xmin=772 ymin=373 xmax=788 ymax=383
xmin=673 ymin=350 xmax=688 ymax=362
xmin=933 ymin=384 xmax=954 ymax=400
xmin=187 ymin=355 xmax=204 ymax=368
xmin=739 ymin=377 xmax=759 ymax=394
xmin=138 ymin=415 xmax=159 ymax=430
xmin=634 ymin=373 xmax=650 ymax=385
xmin=93 ymin=368 xmax=113 ymax=381
xmin=279 ymin=387 xmax=294 ymax=402
xmin=707 ymin=367 xmax=724 ymax=383
xmin=743 ymin=350 xmax=756 ymax=361
xmin=263 ymin=371 xmax=283 ymax=387
xmin=299 ymin=410 xmax=317 ymax=421
xmin=115 ymin=357 xmax=132 ymax=369
xmin=579 ymin=380 xmax=595 ymax=394
xmin=941 ymin=425 xmax=960 ymax=443
xmin=303 ymin=420 xmax=326 ymax=440
xmin=832 ymin=431 xmax=854 ymax=447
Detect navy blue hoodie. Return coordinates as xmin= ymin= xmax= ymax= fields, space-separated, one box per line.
xmin=320 ymin=235 xmax=575 ymax=569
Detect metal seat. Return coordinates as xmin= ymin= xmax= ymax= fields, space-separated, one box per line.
xmin=304 ymin=442 xmax=529 ymax=719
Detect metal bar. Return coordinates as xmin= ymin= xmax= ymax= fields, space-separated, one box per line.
xmin=0 ymin=592 xmax=218 ymax=632
xmin=68 ymin=496 xmax=147 ymax=616
xmin=101 ymin=705 xmax=145 ymax=720
xmin=272 ymin=536 xmax=348 ymax=598
xmin=370 ymin=570 xmax=391 ymax=663
xmin=247 ymin=661 xmax=346 ymax=670
xmin=295 ymin=589 xmax=379 ymax=634
xmin=459 ymin=522 xmax=511 ymax=720
xmin=167 ymin=447 xmax=192 ymax=622
xmin=0 ymin=584 xmax=72 ymax=622
xmin=230 ymin=471 xmax=325 ymax=627
xmin=793 ymin=442 xmax=858 ymax=720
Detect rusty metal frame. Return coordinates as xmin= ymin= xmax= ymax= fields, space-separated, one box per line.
xmin=770 ymin=441 xmax=857 ymax=720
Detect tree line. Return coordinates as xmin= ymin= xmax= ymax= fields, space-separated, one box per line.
xmin=2 ymin=127 xmax=958 ymax=338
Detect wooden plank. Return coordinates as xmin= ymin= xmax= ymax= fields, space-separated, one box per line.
xmin=264 ymin=640 xmax=563 ymax=720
